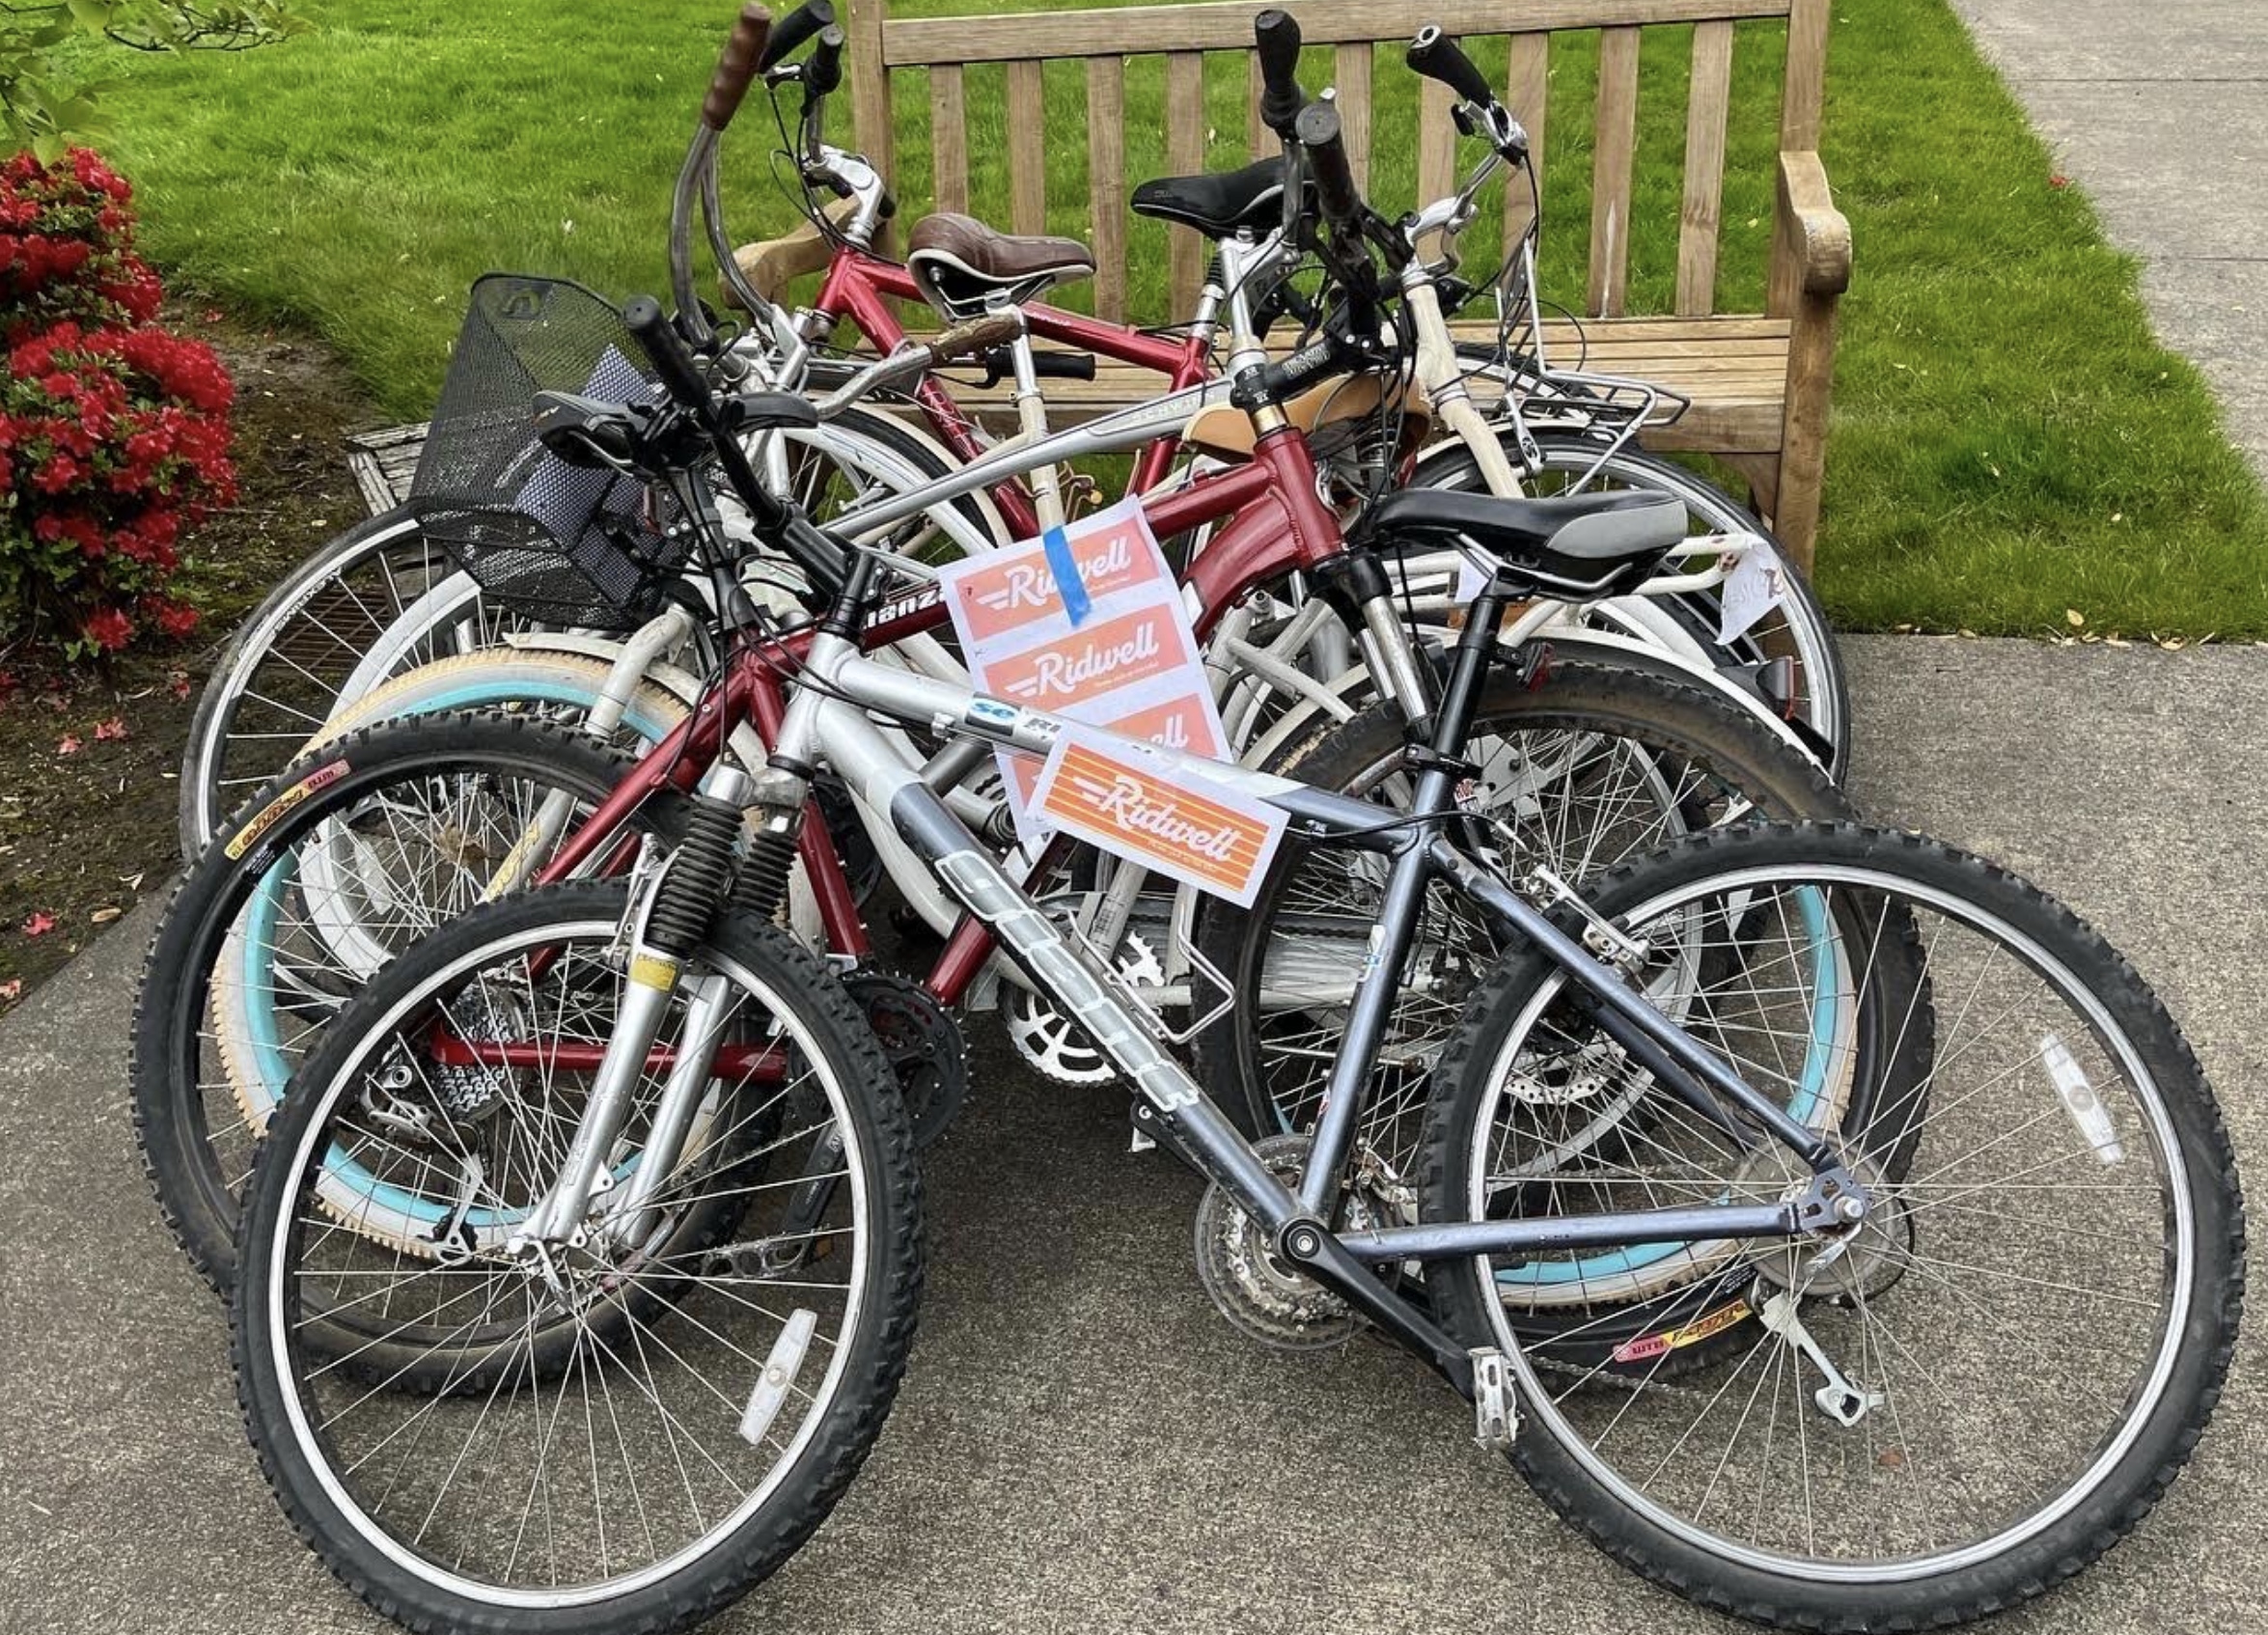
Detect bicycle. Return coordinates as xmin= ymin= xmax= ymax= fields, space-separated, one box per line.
xmin=225 ymin=57 xmax=2240 ymax=1634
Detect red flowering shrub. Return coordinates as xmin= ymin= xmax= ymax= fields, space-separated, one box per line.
xmin=0 ymin=150 xmax=162 ymax=338
xmin=0 ymin=150 xmax=234 ymax=658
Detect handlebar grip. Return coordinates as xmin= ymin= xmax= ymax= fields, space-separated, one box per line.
xmin=1253 ymin=9 xmax=1306 ymax=139
xmin=805 ymin=23 xmax=845 ymax=97
xmin=623 ymin=295 xmax=715 ymax=412
xmin=1295 ymin=101 xmax=1360 ymax=233
xmin=757 ymin=0 xmax=834 ymax=70
xmin=1405 ymin=24 xmax=1493 ymax=108
xmin=702 ymin=3 xmax=773 ymax=132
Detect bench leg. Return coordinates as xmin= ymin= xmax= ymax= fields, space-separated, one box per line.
xmin=1774 ymin=291 xmax=1839 ymax=579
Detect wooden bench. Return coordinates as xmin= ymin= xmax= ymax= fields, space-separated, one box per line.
xmin=828 ymin=0 xmax=1850 ymax=570
xmin=356 ymin=0 xmax=1851 ymax=571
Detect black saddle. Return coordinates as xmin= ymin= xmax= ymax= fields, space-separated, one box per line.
xmin=1130 ymin=156 xmax=1290 ymax=239
xmin=1366 ymin=488 xmax=1687 ymax=600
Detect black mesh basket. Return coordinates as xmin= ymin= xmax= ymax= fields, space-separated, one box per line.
xmin=408 ymin=274 xmax=694 ymax=630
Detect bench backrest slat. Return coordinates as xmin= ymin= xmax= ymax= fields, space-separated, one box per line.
xmin=1335 ymin=42 xmax=1373 ymax=188
xmin=1165 ymin=51 xmax=1208 ymax=315
xmin=1005 ymin=60 xmax=1046 ymax=234
xmin=1676 ymin=18 xmax=1734 ymax=317
xmin=1587 ymin=25 xmax=1641 ymax=317
xmin=1504 ymin=31 xmax=1549 ymax=248
xmin=845 ymin=0 xmax=1830 ymax=323
xmin=1087 ymin=56 xmax=1131 ymax=321
xmin=929 ymin=63 xmax=969 ymax=216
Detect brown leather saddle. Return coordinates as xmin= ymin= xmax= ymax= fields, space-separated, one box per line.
xmin=905 ymin=212 xmax=1094 ymax=316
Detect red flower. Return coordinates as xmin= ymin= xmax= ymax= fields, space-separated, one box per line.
xmin=55 ymin=734 xmax=80 ymax=755
xmin=80 ymin=607 xmax=133 ymax=651
xmin=94 ymin=714 xmax=128 ymax=741
xmin=151 ymin=599 xmax=200 ymax=638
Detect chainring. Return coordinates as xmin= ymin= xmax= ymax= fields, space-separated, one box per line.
xmin=845 ymin=970 xmax=966 ymax=1150
xmin=1192 ymin=1134 xmax=1396 ymax=1350
xmin=1003 ymin=909 xmax=1166 ymax=1088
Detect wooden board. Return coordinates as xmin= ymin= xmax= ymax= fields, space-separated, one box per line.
xmin=882 ymin=0 xmax=1793 ymax=66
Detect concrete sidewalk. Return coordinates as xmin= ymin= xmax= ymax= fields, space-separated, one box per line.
xmin=1953 ymin=0 xmax=2268 ymax=477
xmin=2 ymin=635 xmax=2266 ymax=1635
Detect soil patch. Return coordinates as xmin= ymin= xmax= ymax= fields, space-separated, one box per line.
xmin=0 ymin=308 xmax=382 ymax=1010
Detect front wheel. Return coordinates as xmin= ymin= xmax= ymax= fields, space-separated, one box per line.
xmin=1421 ymin=823 xmax=2243 ymax=1628
xmin=233 ymin=882 xmax=923 ymax=1635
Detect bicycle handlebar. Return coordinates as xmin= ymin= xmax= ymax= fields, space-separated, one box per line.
xmin=701 ymin=4 xmax=773 ymax=133
xmin=624 ymin=295 xmax=716 ymax=411
xmin=805 ymin=23 xmax=845 ymax=96
xmin=758 ymin=0 xmax=834 ymax=70
xmin=1253 ymin=10 xmax=1306 ymax=139
xmin=1295 ymin=101 xmax=1360 ymax=235
xmin=1405 ymin=25 xmax=1492 ymax=109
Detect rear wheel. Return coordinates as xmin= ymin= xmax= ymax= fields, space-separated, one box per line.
xmin=1423 ymin=824 xmax=2243 ymax=1628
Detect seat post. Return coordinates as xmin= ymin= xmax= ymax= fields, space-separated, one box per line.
xmin=993 ymin=292 xmax=1065 ymax=533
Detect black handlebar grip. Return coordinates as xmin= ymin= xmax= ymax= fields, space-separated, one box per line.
xmin=1295 ymin=101 xmax=1360 ymax=232
xmin=622 ymin=295 xmax=715 ymax=412
xmin=757 ymin=0 xmax=834 ymax=70
xmin=1253 ymin=9 xmax=1306 ymax=139
xmin=702 ymin=3 xmax=773 ymax=132
xmin=805 ymin=24 xmax=845 ymax=97
xmin=1405 ymin=24 xmax=1493 ymax=108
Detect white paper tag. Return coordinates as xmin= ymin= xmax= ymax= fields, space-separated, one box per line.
xmin=1716 ymin=535 xmax=1790 ymax=644
xmin=935 ymin=497 xmax=1230 ymax=845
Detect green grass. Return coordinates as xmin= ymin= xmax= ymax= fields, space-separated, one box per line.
xmin=98 ymin=0 xmax=2268 ymax=636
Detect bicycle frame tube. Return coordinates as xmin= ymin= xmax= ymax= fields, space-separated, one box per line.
xmin=810 ymin=252 xmax=1217 ymax=528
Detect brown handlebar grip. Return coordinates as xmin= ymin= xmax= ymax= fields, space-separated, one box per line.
xmin=703 ymin=4 xmax=774 ymax=132
xmin=928 ymin=313 xmax=1025 ymax=364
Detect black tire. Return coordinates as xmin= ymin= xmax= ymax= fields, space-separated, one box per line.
xmin=233 ymin=882 xmax=923 ymax=1635
xmin=1421 ymin=824 xmax=2244 ymax=1629
xmin=1190 ymin=660 xmax=1854 ymax=1145
xmin=1410 ymin=434 xmax=1851 ymax=779
xmin=133 ymin=710 xmax=688 ymax=1294
xmin=178 ymin=508 xmax=493 ymax=857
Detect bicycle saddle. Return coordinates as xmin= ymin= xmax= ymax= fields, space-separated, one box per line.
xmin=1367 ymin=487 xmax=1687 ymax=600
xmin=1130 ymin=156 xmax=1289 ymax=238
xmin=906 ymin=212 xmax=1094 ymax=315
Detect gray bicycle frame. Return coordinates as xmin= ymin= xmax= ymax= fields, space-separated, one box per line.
xmin=774 ymin=622 xmax=1867 ymax=1392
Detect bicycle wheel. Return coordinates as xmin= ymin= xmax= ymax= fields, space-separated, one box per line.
xmin=1190 ymin=661 xmax=1853 ymax=1162
xmin=179 ymin=508 xmax=508 ymax=855
xmin=1411 ymin=435 xmax=1850 ymax=777
xmin=1422 ymin=823 xmax=2242 ymax=1627
xmin=178 ymin=408 xmax=1001 ymax=855
xmin=133 ymin=711 xmax=687 ymax=1292
xmin=233 ymin=882 xmax=921 ymax=1635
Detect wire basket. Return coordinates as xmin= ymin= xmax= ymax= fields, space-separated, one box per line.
xmin=408 ymin=274 xmax=694 ymax=631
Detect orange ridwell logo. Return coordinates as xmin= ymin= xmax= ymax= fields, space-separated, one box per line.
xmin=1037 ymin=737 xmax=1282 ymax=903
xmin=950 ymin=516 xmax=1165 ymax=641
xmin=988 ymin=604 xmax=1189 ymax=709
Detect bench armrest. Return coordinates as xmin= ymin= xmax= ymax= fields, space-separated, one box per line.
xmin=1771 ymin=151 xmax=1852 ymax=306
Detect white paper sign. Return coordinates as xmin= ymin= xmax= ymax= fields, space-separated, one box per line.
xmin=934 ymin=497 xmax=1229 ymax=842
xmin=1716 ymin=534 xmax=1790 ymax=644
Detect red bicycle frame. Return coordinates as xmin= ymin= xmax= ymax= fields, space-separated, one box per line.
xmin=810 ymin=251 xmax=1216 ymax=534
xmin=524 ymin=421 xmax=1352 ymax=1024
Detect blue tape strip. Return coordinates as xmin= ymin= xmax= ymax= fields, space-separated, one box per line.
xmin=1041 ymin=523 xmax=1091 ymax=626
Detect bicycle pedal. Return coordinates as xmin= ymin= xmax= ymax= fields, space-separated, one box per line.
xmin=1470 ymin=1347 xmax=1517 ymax=1452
